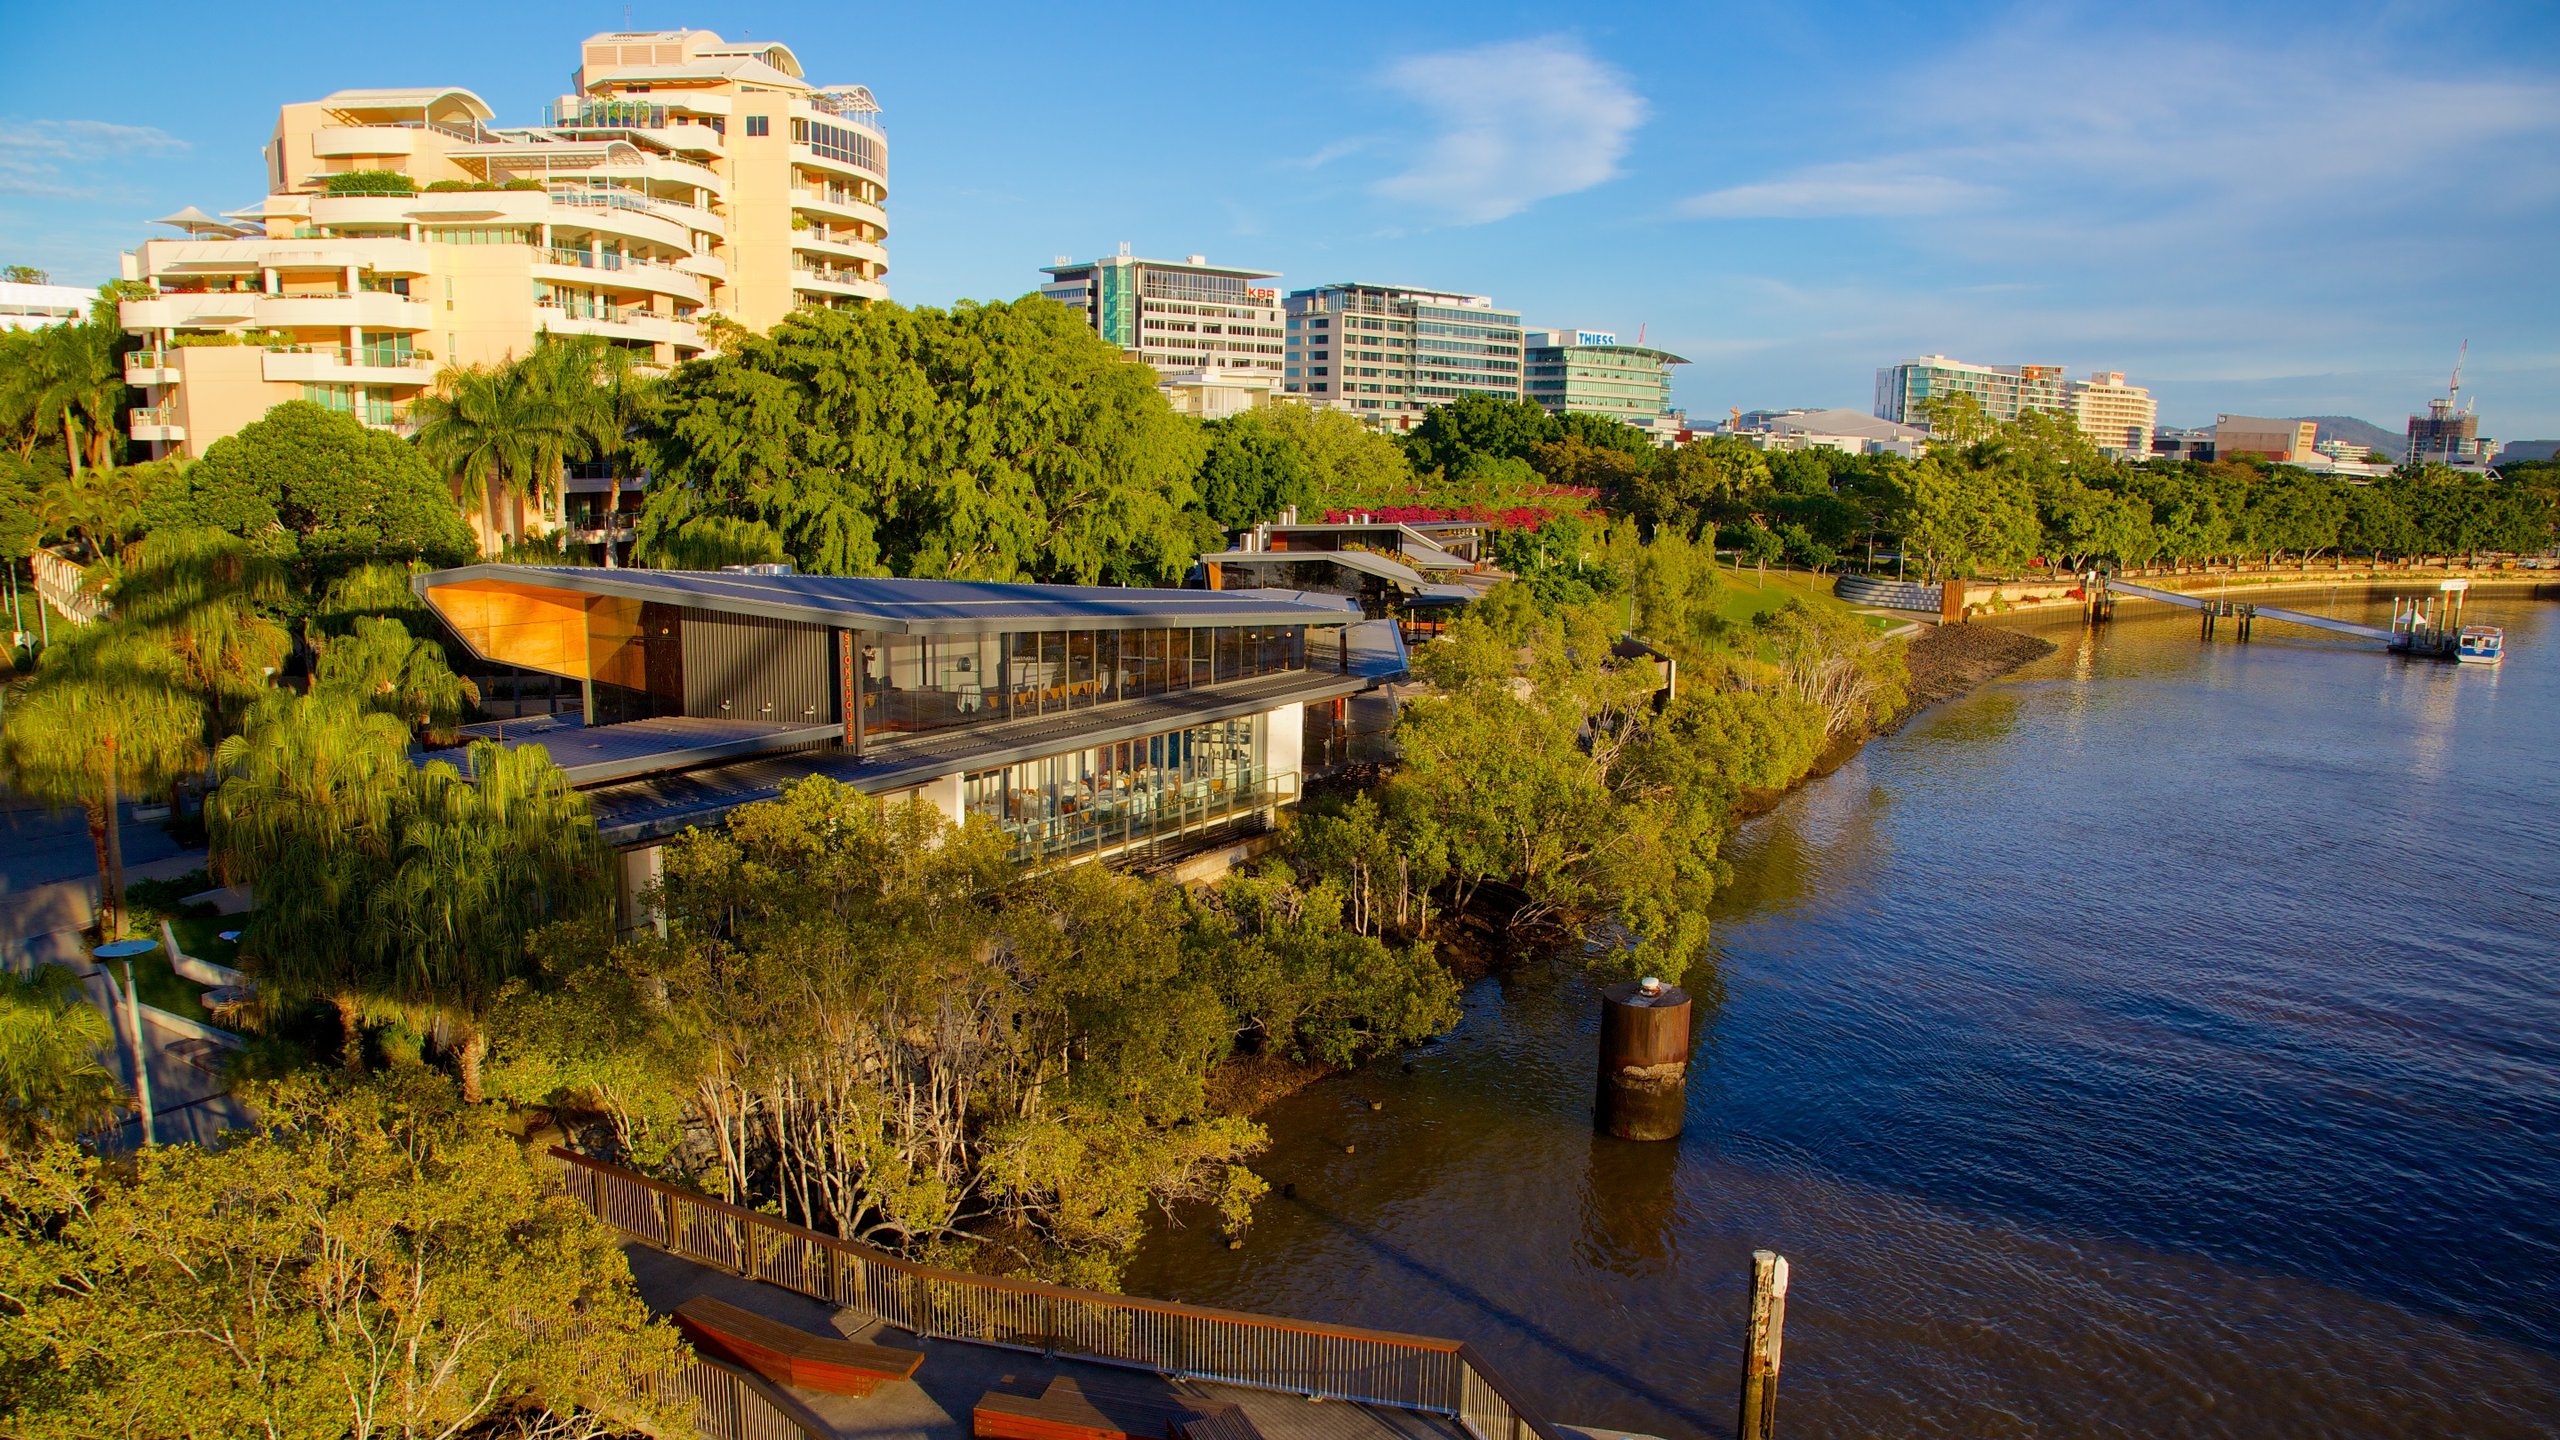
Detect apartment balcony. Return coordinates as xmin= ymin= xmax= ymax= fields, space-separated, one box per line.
xmin=129 ymin=407 xmax=184 ymax=443
xmin=794 ymin=231 xmax=887 ymax=268
xmin=534 ymin=299 xmax=699 ymax=348
xmin=261 ymin=344 xmax=440 ymax=386
xmin=124 ymin=350 xmax=180 ymax=386
xmin=312 ymin=124 xmax=427 ymax=161
xmin=790 ymin=143 xmax=887 ymax=188
xmin=792 ymin=268 xmax=888 ymax=302
xmin=533 ymin=249 xmax=710 ymax=306
xmin=541 ymin=192 xmax=711 ymax=250
xmin=257 ymin=291 xmax=432 ymax=331
xmin=121 ymin=291 xmax=265 ymax=329
xmin=790 ymin=188 xmax=887 ymax=230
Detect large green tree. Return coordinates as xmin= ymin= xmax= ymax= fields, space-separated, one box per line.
xmin=636 ymin=299 xmax=1217 ymax=583
xmin=1196 ymin=408 xmax=1316 ymax=531
xmin=145 ymin=401 xmax=473 ymax=580
xmin=0 ymin=1071 xmax=683 ymax=1439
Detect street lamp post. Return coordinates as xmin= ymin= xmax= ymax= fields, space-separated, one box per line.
xmin=92 ymin=937 xmax=160 ymax=1149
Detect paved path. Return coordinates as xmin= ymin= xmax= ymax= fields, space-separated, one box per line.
xmin=1 ymin=792 xmax=249 ymax=1148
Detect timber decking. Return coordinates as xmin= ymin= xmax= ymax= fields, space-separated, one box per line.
xmin=972 ymin=1375 xmax=1227 ymax=1440
xmin=677 ymin=1294 xmax=926 ymax=1397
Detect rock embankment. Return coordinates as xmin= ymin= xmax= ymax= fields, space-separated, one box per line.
xmin=1889 ymin=623 xmax=2058 ymax=729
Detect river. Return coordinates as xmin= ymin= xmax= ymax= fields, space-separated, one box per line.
xmin=1127 ymin=588 xmax=2560 ymax=1439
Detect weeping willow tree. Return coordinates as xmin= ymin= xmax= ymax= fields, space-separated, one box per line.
xmin=209 ymin=694 xmax=414 ymax=1064
xmin=105 ymin=527 xmax=290 ymax=744
xmin=368 ymin=743 xmax=612 ymax=1101
xmin=210 ymin=693 xmax=610 ymax=1094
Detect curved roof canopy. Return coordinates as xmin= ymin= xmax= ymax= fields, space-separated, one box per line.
xmin=319 ymin=86 xmax=497 ymax=124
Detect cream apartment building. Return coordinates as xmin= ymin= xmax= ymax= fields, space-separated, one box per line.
xmin=120 ymin=29 xmax=889 ymax=482
xmin=2067 ymin=371 xmax=2158 ymax=457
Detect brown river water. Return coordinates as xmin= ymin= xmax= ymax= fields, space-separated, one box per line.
xmin=1128 ymin=591 xmax=2560 ymax=1439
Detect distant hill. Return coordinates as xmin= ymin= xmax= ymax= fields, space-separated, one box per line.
xmin=2294 ymin=415 xmax=2403 ymax=460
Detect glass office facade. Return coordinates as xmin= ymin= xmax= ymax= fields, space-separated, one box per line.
xmin=962 ymin=716 xmax=1286 ymax=862
xmin=859 ymin=624 xmax=1310 ymax=736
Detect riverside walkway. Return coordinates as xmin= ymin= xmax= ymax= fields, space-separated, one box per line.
xmin=556 ymin=1151 xmax=1597 ymax=1440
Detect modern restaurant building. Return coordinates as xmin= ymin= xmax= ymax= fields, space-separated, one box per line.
xmin=412 ymin=565 xmax=1405 ymax=922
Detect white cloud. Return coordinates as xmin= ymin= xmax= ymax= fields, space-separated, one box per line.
xmin=1677 ymin=29 xmax=2560 ymax=240
xmin=1283 ymin=136 xmax=1377 ymax=171
xmin=1369 ymin=36 xmax=1645 ymax=224
xmin=0 ymin=118 xmax=187 ymax=199
xmin=1683 ymin=164 xmax=1996 ymax=219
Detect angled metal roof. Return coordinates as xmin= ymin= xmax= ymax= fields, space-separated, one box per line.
xmin=413 ymin=566 xmax=1361 ymax=636
xmin=1205 ymin=547 xmax=1431 ymax=591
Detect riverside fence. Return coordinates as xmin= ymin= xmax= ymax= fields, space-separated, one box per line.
xmin=556 ymin=1149 xmax=1565 ymax=1440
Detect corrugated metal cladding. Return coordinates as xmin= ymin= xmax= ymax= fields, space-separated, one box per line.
xmin=675 ymin=606 xmax=835 ymax=726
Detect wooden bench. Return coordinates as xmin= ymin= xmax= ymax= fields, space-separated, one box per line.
xmin=674 ymin=1295 xmax=924 ymax=1398
xmin=971 ymin=1375 xmax=1234 ymax=1440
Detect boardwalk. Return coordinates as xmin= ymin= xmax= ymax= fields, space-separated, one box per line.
xmin=622 ymin=1243 xmax=1470 ymax=1440
xmin=556 ymin=1152 xmax=1582 ymax=1440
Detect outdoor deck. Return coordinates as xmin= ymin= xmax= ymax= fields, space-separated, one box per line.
xmin=623 ymin=1244 xmax=1469 ymax=1440
xmin=423 ymin=715 xmax=839 ymax=784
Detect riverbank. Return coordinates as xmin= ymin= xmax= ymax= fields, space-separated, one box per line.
xmin=1888 ymin=623 xmax=2059 ymax=727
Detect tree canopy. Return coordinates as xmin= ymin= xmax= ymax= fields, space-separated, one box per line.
xmin=0 ymin=1072 xmax=681 ymax=1439
xmin=144 ymin=401 xmax=474 ymax=580
xmin=635 ymin=300 xmax=1218 ymax=584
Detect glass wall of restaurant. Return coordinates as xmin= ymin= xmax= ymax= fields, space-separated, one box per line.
xmin=962 ymin=716 xmax=1287 ymax=862
xmin=859 ymin=624 xmax=1312 ymax=737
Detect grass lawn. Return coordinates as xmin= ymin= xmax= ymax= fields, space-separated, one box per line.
xmin=111 ymin=950 xmax=210 ymax=1026
xmin=1718 ymin=568 xmax=1898 ymax=628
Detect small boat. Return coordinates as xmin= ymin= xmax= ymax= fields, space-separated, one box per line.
xmin=2455 ymin=625 xmax=2504 ymax=665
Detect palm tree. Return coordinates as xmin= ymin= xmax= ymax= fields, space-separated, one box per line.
xmin=19 ymin=324 xmax=123 ymax=477
xmin=208 ymin=692 xmax=414 ymax=1066
xmin=413 ymin=337 xmax=650 ymax=559
xmin=0 ymin=631 xmax=205 ymax=938
xmin=411 ymin=364 xmax=542 ymax=556
xmin=0 ymin=965 xmax=126 ymax=1153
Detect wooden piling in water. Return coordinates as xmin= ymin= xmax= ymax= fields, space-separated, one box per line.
xmin=1736 ymin=1250 xmax=1789 ymax=1440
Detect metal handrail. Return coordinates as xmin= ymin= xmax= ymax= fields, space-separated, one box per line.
xmin=555 ymin=1150 xmax=1565 ymax=1440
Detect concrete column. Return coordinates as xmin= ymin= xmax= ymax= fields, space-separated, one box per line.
xmin=917 ymin=772 xmax=964 ymax=827
xmin=1259 ymin=702 xmax=1304 ymax=788
xmin=617 ymin=845 xmax=665 ymax=936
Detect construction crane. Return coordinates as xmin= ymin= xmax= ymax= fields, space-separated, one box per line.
xmin=2450 ymin=339 xmax=2468 ymax=414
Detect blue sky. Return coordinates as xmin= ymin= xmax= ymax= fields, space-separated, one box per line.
xmin=6 ymin=1 xmax=2558 ymax=436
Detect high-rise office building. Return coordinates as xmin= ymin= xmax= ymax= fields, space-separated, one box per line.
xmin=119 ymin=29 xmax=889 ymax=472
xmin=1878 ymin=355 xmax=2153 ymax=455
xmin=1283 ymin=283 xmax=1521 ymax=430
xmin=1039 ymin=251 xmax=1284 ymax=419
xmin=1874 ymin=355 xmax=2069 ymax=427
xmin=1521 ymin=328 xmax=1688 ymax=441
